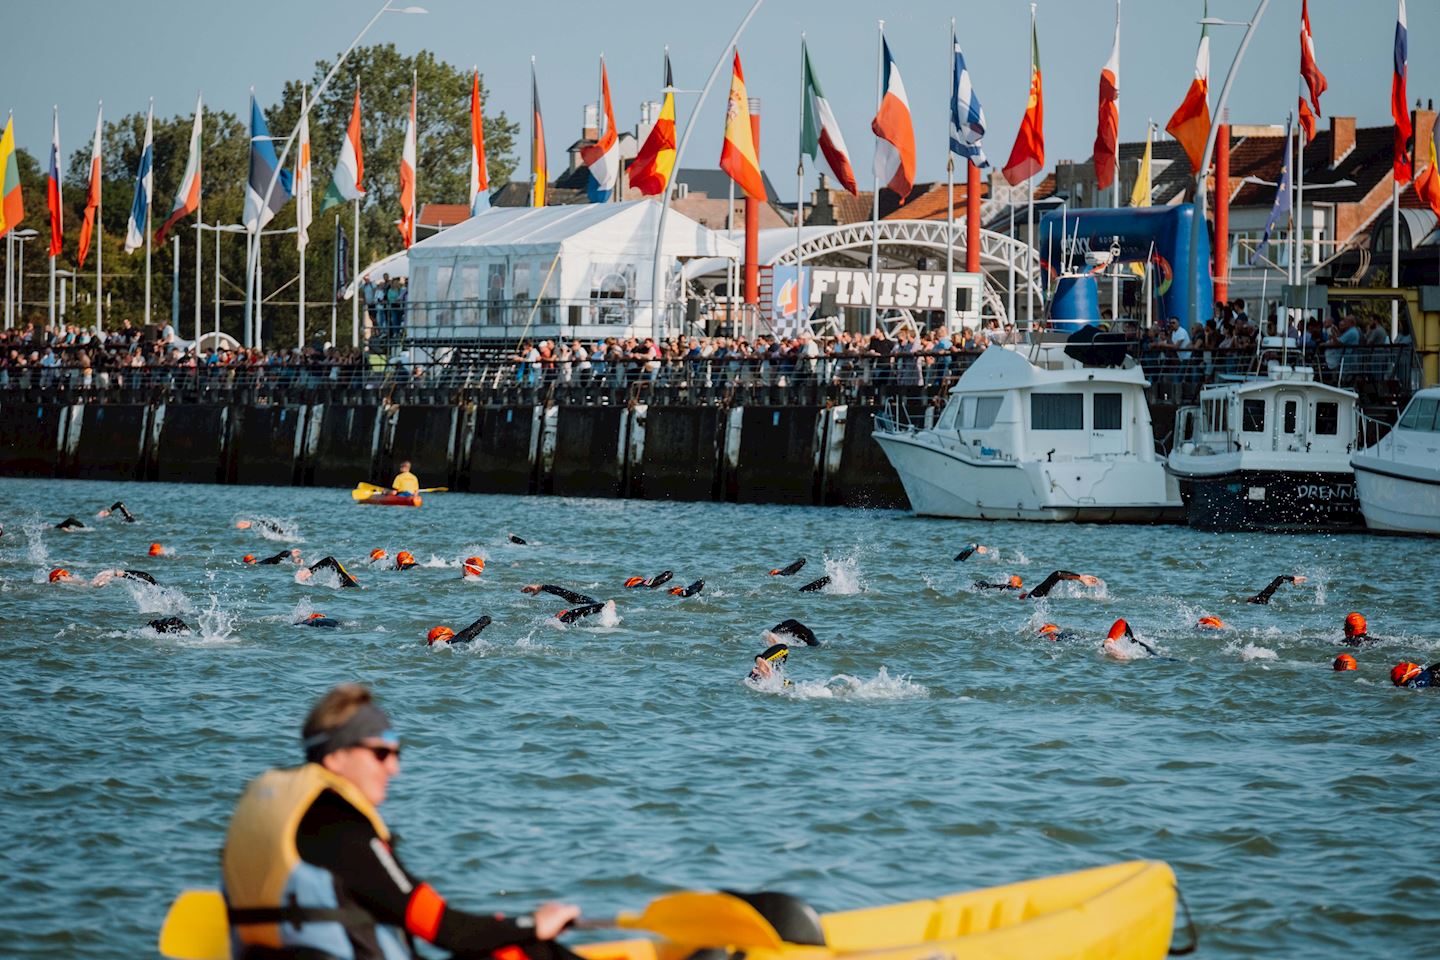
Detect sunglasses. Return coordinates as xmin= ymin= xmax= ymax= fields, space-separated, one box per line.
xmin=361 ymin=744 xmax=402 ymax=762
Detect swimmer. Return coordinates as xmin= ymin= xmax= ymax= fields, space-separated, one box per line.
xmin=521 ymin=584 xmax=598 ymax=605
xmin=974 ymin=575 xmax=1023 ymax=592
xmin=508 ymin=534 xmax=527 ymax=545
xmin=55 ymin=516 xmax=86 ymax=531
xmin=1333 ymin=654 xmax=1357 ymax=671
xmin=1342 ymin=611 xmax=1376 ymax=646
xmin=767 ymin=618 xmax=820 ymax=647
xmin=242 ymin=554 xmax=257 ymax=565
xmin=668 ymin=579 xmax=704 ymax=598
xmin=1037 ymin=623 xmax=1084 ymax=643
xmin=1390 ymin=662 xmax=1439 ymax=688
xmin=147 ymin=616 xmax=191 ymax=634
xmin=1196 ymin=615 xmax=1227 ymax=630
xmin=624 ymin=571 xmax=673 ymax=589
xmin=48 ymin=568 xmax=79 ymax=584
xmin=461 ymin=556 xmax=485 ymax=579
xmin=393 ymin=551 xmax=418 ymax=571
xmin=1246 ymin=574 xmax=1306 ymax=605
xmin=259 ymin=549 xmax=303 ymax=566
xmin=769 ymin=558 xmax=806 ymax=577
xmin=953 ymin=544 xmax=989 ymax=562
xmin=1019 ymin=571 xmax=1100 ymax=600
xmin=1102 ymin=618 xmax=1161 ymax=660
xmin=367 ymin=549 xmax=388 ymax=565
xmin=236 ymin=518 xmax=285 ymax=535
xmin=747 ymin=643 xmax=792 ymax=685
xmin=556 ymin=602 xmax=609 ymax=624
xmin=97 ymin=501 xmax=137 ymax=522
xmin=91 ymin=568 xmax=157 ymax=586
xmin=799 ymin=575 xmax=832 ymax=593
xmin=296 ymin=612 xmax=342 ymax=629
xmin=426 ymin=616 xmax=493 ymax=647
xmin=297 ymin=556 xmax=360 ymax=589
xmin=148 ymin=543 xmax=166 ymax=557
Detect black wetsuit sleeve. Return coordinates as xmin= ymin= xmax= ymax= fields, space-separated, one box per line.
xmin=539 ymin=585 xmax=597 ymax=605
xmin=453 ymin=616 xmax=493 ymax=644
xmin=295 ymin=791 xmax=533 ymax=954
xmin=1247 ymin=575 xmax=1291 ymax=605
xmin=1027 ymin=571 xmax=1079 ymax=599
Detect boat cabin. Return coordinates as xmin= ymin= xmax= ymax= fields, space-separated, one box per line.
xmin=1174 ymin=364 xmax=1358 ymax=457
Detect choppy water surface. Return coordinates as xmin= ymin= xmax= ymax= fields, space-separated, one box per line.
xmin=3 ymin=476 xmax=1438 ymax=958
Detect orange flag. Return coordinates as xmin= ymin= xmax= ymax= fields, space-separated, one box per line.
xmin=1166 ymin=27 xmax=1211 ymax=173
xmin=720 ymin=50 xmax=765 ymax=200
xmin=1002 ymin=14 xmax=1045 ymax=186
xmin=1416 ymin=131 xmax=1440 ymax=217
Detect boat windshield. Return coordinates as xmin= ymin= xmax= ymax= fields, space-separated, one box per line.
xmin=937 ymin=397 xmax=961 ymax=432
xmin=1398 ymin=396 xmax=1439 ymax=431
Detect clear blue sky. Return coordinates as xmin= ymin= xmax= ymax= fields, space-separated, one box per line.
xmin=2 ymin=0 xmax=1436 ymax=202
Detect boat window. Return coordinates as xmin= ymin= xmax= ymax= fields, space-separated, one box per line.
xmin=1093 ymin=393 xmax=1122 ymax=430
xmin=937 ymin=398 xmax=960 ymax=431
xmin=973 ymin=396 xmax=1003 ymax=430
xmin=1031 ymin=393 xmax=1083 ymax=430
xmin=1314 ymin=401 xmax=1339 ymax=436
xmin=1203 ymin=398 xmax=1228 ymax=433
xmin=1242 ymin=399 xmax=1265 ymax=433
xmin=1283 ymin=400 xmax=1298 ymax=434
xmin=1399 ymin=397 xmax=1438 ymax=431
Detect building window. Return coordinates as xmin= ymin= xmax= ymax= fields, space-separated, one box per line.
xmin=1093 ymin=393 xmax=1122 ymax=430
xmin=1031 ymin=393 xmax=1083 ymax=430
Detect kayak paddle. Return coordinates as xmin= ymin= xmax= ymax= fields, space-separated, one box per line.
xmin=351 ymin=481 xmax=386 ymax=500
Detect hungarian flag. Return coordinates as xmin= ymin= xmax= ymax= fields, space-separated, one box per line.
xmin=124 ymin=104 xmax=154 ymax=253
xmin=801 ymin=40 xmax=858 ymax=195
xmin=397 ymin=73 xmax=416 ymax=247
xmin=720 ymin=50 xmax=765 ymax=201
xmin=1166 ymin=21 xmax=1211 ymax=174
xmin=320 ymin=86 xmax=364 ymax=213
xmin=871 ymin=37 xmax=916 ymax=198
xmin=531 ymin=60 xmax=547 ymax=207
xmin=294 ymin=88 xmax=312 ymax=252
xmin=580 ymin=58 xmax=620 ymax=202
xmin=1093 ymin=10 xmax=1120 ymax=191
xmin=0 ymin=114 xmax=24 ymax=238
xmin=77 ymin=104 xmax=102 ymax=268
xmin=629 ymin=54 xmax=676 ymax=196
xmin=1002 ymin=16 xmax=1045 ymax=186
xmin=1415 ymin=129 xmax=1440 ymax=217
xmin=469 ymin=69 xmax=490 ymax=214
xmin=1392 ymin=0 xmax=1412 ymax=185
xmin=156 ymin=93 xmax=203 ymax=245
xmin=47 ymin=108 xmax=62 ymax=257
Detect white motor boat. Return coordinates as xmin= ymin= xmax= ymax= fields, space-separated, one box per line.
xmin=1351 ymin=386 xmax=1440 ymax=535
xmin=873 ymin=343 xmax=1181 ymax=522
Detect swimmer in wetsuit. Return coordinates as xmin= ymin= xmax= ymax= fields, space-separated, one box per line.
xmin=1019 ymin=571 xmax=1100 ymax=600
xmin=624 ymin=571 xmax=673 ymax=589
xmin=521 ymin=584 xmax=598 ymax=604
xmin=462 ymin=556 xmax=485 ymax=579
xmin=297 ymin=613 xmax=342 ymax=629
xmin=747 ymin=643 xmax=792 ymax=685
xmin=1037 ymin=623 xmax=1084 ymax=643
xmin=799 ymin=575 xmax=831 ymax=593
xmin=148 ymin=616 xmax=191 ymax=634
xmin=556 ymin=602 xmax=608 ymax=624
xmin=426 ymin=616 xmax=494 ymax=647
xmin=94 ymin=569 xmax=157 ymax=585
xmin=953 ymin=544 xmax=989 ymax=562
xmin=1246 ymin=574 xmax=1306 ymax=605
xmin=768 ymin=618 xmax=820 ymax=647
xmin=668 ymin=579 xmax=704 ymax=598
xmin=56 ymin=516 xmax=86 ymax=531
xmin=975 ymin=575 xmax=1023 ymax=592
xmin=97 ymin=501 xmax=137 ymax=522
xmin=1196 ymin=616 xmax=1227 ymax=630
xmin=769 ymin=558 xmax=806 ymax=577
xmin=298 ymin=557 xmax=361 ymax=588
xmin=1391 ymin=662 xmax=1440 ymax=688
xmin=393 ymin=551 xmax=418 ymax=571
xmin=1342 ymin=611 xmax=1376 ymax=646
xmin=236 ymin=518 xmax=286 ymax=535
xmin=259 ymin=549 xmax=303 ymax=566
xmin=1333 ymin=654 xmax=1357 ymax=671
xmin=508 ymin=534 xmax=528 ymax=545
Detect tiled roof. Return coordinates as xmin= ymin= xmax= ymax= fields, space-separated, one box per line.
xmin=880 ymin=180 xmax=987 ymax=221
xmin=418 ymin=203 xmax=472 ymax=228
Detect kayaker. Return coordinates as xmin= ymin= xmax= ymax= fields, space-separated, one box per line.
xmin=1019 ymin=571 xmax=1100 ymax=600
xmin=298 ymin=556 xmax=361 ymax=589
xmin=1390 ymin=662 xmax=1439 ymax=688
xmin=55 ymin=516 xmax=86 ymax=531
xmin=220 ymin=683 xmax=580 ymax=960
xmin=953 ymin=544 xmax=989 ymax=562
xmin=390 ymin=461 xmax=420 ymax=497
xmin=1342 ymin=611 xmax=1377 ymax=646
xmin=668 ymin=579 xmax=704 ymax=598
xmin=427 ymin=616 xmax=493 ymax=647
xmin=97 ymin=501 xmax=137 ymax=522
xmin=1333 ymin=654 xmax=1357 ymax=671
xmin=259 ymin=549 xmax=302 ymax=566
xmin=769 ymin=558 xmax=806 ymax=576
xmin=974 ymin=575 xmax=1023 ymax=592
xmin=1246 ymin=574 xmax=1306 ymax=605
xmin=147 ymin=616 xmax=191 ymax=634
xmin=624 ymin=571 xmax=673 ymax=589
xmin=748 ymin=643 xmax=792 ymax=685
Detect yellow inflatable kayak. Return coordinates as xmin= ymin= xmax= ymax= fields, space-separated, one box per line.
xmin=575 ymin=861 xmax=1181 ymax=960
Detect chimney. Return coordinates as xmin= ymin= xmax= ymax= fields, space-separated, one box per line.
xmin=1329 ymin=116 xmax=1355 ymax=168
xmin=1414 ymin=108 xmax=1437 ymax=167
xmin=582 ymin=102 xmax=599 ymax=142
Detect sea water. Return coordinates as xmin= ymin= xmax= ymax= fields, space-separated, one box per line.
xmin=2 ymin=477 xmax=1437 ymax=958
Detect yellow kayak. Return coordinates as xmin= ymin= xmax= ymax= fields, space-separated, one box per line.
xmin=576 ymin=862 xmax=1180 ymax=960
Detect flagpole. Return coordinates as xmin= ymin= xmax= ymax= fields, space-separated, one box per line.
xmin=1110 ymin=0 xmax=1121 ymax=319
xmin=49 ymin=108 xmax=56 ymax=328
xmin=96 ymin=102 xmax=103 ymax=335
xmin=212 ymin=218 xmax=220 ymax=339
xmin=298 ymin=86 xmax=307 ymax=349
xmin=1008 ymin=197 xmax=1016 ymax=326
xmin=331 ymin=215 xmax=339 ymax=346
xmin=352 ymin=199 xmax=360 ymax=347
xmin=946 ymin=19 xmax=956 ymax=333
xmin=1025 ymin=3 xmax=1036 ymax=333
xmin=796 ymin=32 xmax=806 ymax=334
xmin=869 ymin=19 xmax=883 ymax=337
xmin=727 ymin=178 xmax=736 ymax=335
xmin=1392 ymin=177 xmax=1400 ymax=337
xmin=194 ymin=95 xmax=203 ymax=345
xmin=256 ymin=230 xmax=263 ymax=345
xmin=144 ymin=101 xmax=153 ymax=328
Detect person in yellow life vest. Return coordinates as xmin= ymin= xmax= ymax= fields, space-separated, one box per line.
xmin=390 ymin=461 xmax=420 ymax=497
xmin=221 ymin=683 xmax=580 ymax=960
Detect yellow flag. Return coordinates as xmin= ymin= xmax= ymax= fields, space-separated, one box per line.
xmin=1129 ymin=123 xmax=1152 ymax=208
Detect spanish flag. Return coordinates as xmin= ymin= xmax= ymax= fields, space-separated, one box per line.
xmin=531 ymin=59 xmax=548 ymax=207
xmin=629 ymin=53 xmax=676 ymax=196
xmin=1166 ymin=18 xmax=1211 ymax=174
xmin=0 ymin=114 xmax=24 ymax=238
xmin=719 ymin=50 xmax=765 ymax=201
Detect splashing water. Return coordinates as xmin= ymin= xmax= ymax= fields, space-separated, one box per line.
xmin=820 ymin=554 xmax=863 ymax=595
xmin=193 ymin=595 xmax=239 ymax=645
xmin=123 ymin=580 xmax=194 ymax=616
xmin=769 ymin=667 xmax=929 ymax=700
xmin=22 ymin=519 xmax=48 ymax=564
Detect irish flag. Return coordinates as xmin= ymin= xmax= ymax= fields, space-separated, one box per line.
xmin=1093 ymin=7 xmax=1120 ymax=192
xmin=77 ymin=104 xmax=102 ymax=269
xmin=320 ymin=87 xmax=364 ymax=213
xmin=1166 ymin=20 xmax=1211 ymax=174
xmin=629 ymin=54 xmax=676 ymax=196
xmin=720 ymin=50 xmax=765 ymax=201
xmin=0 ymin=114 xmax=24 ymax=238
xmin=156 ymin=93 xmax=203 ymax=245
xmin=469 ymin=69 xmax=490 ymax=214
xmin=397 ymin=72 xmax=416 ymax=247
xmin=871 ymin=37 xmax=915 ymax=198
xmin=1002 ymin=14 xmax=1045 ymax=186
xmin=801 ymin=40 xmax=857 ymax=195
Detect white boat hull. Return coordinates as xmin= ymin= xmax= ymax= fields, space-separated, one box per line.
xmin=1351 ymin=458 xmax=1440 ymax=535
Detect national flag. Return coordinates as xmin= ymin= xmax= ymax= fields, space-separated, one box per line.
xmin=1093 ymin=8 xmax=1120 ymax=191
xmin=124 ymin=104 xmax=154 ymax=253
xmin=1392 ymin=0 xmax=1412 ymax=185
xmin=1002 ymin=16 xmax=1045 ymax=186
xmin=156 ymin=93 xmax=202 ymax=245
xmin=0 ymin=115 xmax=25 ymax=239
xmin=47 ymin=107 xmax=62 ymax=257
xmin=1166 ymin=15 xmax=1211 ymax=174
xmin=1252 ymin=118 xmax=1293 ymax=264
xmin=77 ymin=104 xmax=102 ymax=268
xmin=469 ymin=69 xmax=490 ymax=214
xmin=1130 ymin=123 xmax=1152 ymax=207
xmin=871 ymin=37 xmax=916 ymax=198
xmin=629 ymin=54 xmax=676 ymax=196
xmin=1415 ymin=129 xmax=1440 ymax=217
xmin=1298 ymin=95 xmax=1317 ymax=143
xmin=720 ymin=50 xmax=765 ymax=201
xmin=580 ymin=58 xmax=620 ymax=202
xmin=398 ymin=72 xmax=416 ymax=247
xmin=802 ymin=40 xmax=858 ymax=194
xmin=531 ymin=61 xmax=547 ymax=207
xmin=949 ymin=39 xmax=988 ymax=170
xmin=295 ymin=87 xmax=313 ymax=251
xmin=244 ymin=93 xmax=291 ymax=234
xmin=320 ymin=86 xmax=364 ymax=213
xmin=1299 ymin=0 xmax=1327 ymax=118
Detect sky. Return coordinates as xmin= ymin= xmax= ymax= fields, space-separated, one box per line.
xmin=3 ymin=0 xmax=1438 ymax=203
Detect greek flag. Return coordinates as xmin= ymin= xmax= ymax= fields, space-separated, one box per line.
xmin=949 ymin=40 xmax=988 ymax=168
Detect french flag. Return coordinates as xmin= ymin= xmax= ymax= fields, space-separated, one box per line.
xmin=581 ymin=59 xmax=620 ymax=202
xmin=47 ymin=107 xmax=62 ymax=257
xmin=871 ymin=37 xmax=916 ymax=199
xmin=1392 ymin=0 xmax=1412 ymax=184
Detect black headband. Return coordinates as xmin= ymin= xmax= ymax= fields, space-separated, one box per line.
xmin=303 ymin=703 xmax=396 ymax=762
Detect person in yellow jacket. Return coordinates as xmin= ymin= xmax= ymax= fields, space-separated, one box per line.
xmin=221 ymin=684 xmax=580 ymax=960
xmin=390 ymin=461 xmax=420 ymax=497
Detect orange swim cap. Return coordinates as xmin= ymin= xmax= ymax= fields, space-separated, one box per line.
xmin=1344 ymin=612 xmax=1367 ymax=637
xmin=148 ymin=543 xmax=164 ymax=556
xmin=369 ymin=548 xmax=387 ymax=561
xmin=462 ymin=556 xmax=485 ymax=577
xmin=1008 ymin=575 xmax=1023 ymax=588
xmin=624 ymin=576 xmax=646 ymax=588
xmin=48 ymin=568 xmax=69 ymax=583
xmin=1332 ymin=654 xmax=1357 ymax=672
xmin=427 ymin=626 xmax=455 ymax=645
xmin=242 ymin=554 xmax=256 ymax=564
xmin=396 ymin=551 xmax=416 ymax=566
xmin=307 ymin=612 xmax=327 ymax=621
xmin=1038 ymin=623 xmax=1061 ymax=638
xmin=1391 ymin=662 xmax=1423 ymax=686
xmin=235 ymin=520 xmax=252 ymax=530
xmin=1197 ymin=615 xmax=1226 ymax=630
xmin=1106 ymin=619 xmax=1131 ymax=641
